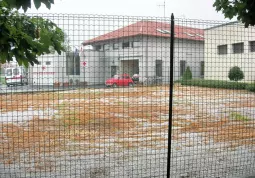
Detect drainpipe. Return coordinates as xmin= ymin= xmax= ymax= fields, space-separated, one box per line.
xmin=146 ymin=35 xmax=149 ymax=77
xmin=103 ymin=46 xmax=106 ymax=83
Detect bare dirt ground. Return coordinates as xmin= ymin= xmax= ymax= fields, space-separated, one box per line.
xmin=0 ymin=84 xmax=254 ymax=177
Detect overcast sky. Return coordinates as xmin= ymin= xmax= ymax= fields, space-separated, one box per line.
xmin=27 ymin=0 xmax=231 ymax=21
xmin=26 ymin=0 xmax=235 ymax=48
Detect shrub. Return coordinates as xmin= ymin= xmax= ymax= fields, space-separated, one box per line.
xmin=182 ymin=66 xmax=192 ymax=80
xmin=246 ymin=83 xmax=255 ymax=92
xmin=0 ymin=76 xmax=6 ymax=85
xmin=228 ymin=66 xmax=244 ymax=81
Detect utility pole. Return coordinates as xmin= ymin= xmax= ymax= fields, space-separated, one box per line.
xmin=158 ymin=0 xmax=166 ymax=18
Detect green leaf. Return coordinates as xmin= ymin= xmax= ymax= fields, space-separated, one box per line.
xmin=0 ymin=52 xmax=8 ymax=64
xmin=33 ymin=0 xmax=42 ymax=9
xmin=6 ymin=0 xmax=17 ymax=7
xmin=213 ymin=0 xmax=255 ymax=27
xmin=0 ymin=4 xmax=65 ymax=66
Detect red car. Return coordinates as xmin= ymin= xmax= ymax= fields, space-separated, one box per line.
xmin=105 ymin=74 xmax=134 ymax=87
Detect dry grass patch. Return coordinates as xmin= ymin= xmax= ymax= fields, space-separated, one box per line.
xmin=1 ymin=85 xmax=254 ymax=167
xmin=181 ymin=117 xmax=255 ymax=148
xmin=0 ymin=118 xmax=66 ymax=169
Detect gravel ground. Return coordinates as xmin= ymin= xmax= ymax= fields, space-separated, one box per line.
xmin=0 ymin=85 xmax=254 ymax=178
xmin=0 ymin=145 xmax=254 ymax=178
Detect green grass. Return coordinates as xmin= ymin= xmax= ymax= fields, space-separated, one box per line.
xmin=230 ymin=112 xmax=250 ymax=121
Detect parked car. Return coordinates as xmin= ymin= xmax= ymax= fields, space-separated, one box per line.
xmin=105 ymin=74 xmax=134 ymax=87
xmin=5 ymin=67 xmax=28 ymax=87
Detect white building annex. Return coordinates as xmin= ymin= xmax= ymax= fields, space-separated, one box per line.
xmin=80 ymin=20 xmax=205 ymax=85
xmin=29 ymin=51 xmax=83 ymax=86
xmin=205 ymin=21 xmax=255 ymax=82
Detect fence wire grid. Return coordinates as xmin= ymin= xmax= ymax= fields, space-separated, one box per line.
xmin=0 ymin=14 xmax=255 ymax=178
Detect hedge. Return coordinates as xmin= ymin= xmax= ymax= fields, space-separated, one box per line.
xmin=180 ymin=79 xmax=247 ymax=90
xmin=246 ymin=83 xmax=255 ymax=92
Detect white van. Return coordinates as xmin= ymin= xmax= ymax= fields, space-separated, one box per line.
xmin=5 ymin=67 xmax=28 ymax=87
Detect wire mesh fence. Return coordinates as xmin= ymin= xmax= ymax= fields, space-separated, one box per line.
xmin=0 ymin=14 xmax=255 ymax=178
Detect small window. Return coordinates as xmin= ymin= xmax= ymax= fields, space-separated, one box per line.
xmin=104 ymin=44 xmax=110 ymax=51
xmin=111 ymin=66 xmax=117 ymax=76
xmin=95 ymin=45 xmax=101 ymax=51
xmin=66 ymin=54 xmax=80 ymax=75
xmin=113 ymin=43 xmax=119 ymax=50
xmin=38 ymin=61 xmax=42 ymax=65
xmin=46 ymin=61 xmax=51 ymax=65
xmin=249 ymin=41 xmax=255 ymax=52
xmin=200 ymin=61 xmax=204 ymax=77
xmin=218 ymin=45 xmax=227 ymax=55
xmin=180 ymin=60 xmax=186 ymax=76
xmin=122 ymin=42 xmax=130 ymax=49
xmin=156 ymin=60 xmax=162 ymax=77
xmin=233 ymin=42 xmax=244 ymax=54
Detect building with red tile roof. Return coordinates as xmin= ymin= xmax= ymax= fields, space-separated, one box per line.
xmin=83 ymin=21 xmax=204 ymax=45
xmin=80 ymin=20 xmax=205 ymax=85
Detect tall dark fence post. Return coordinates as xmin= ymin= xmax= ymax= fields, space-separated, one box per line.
xmin=167 ymin=13 xmax=174 ymax=178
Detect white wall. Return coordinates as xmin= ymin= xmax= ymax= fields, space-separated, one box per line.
xmin=79 ymin=50 xmax=105 ymax=85
xmin=145 ymin=37 xmax=204 ymax=82
xmin=205 ymin=22 xmax=255 ymax=82
xmin=83 ymin=36 xmax=204 ymax=85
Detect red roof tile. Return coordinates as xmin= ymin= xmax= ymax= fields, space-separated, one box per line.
xmin=82 ymin=21 xmax=204 ymax=45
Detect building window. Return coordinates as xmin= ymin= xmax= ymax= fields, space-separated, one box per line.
xmin=66 ymin=53 xmax=80 ymax=75
xmin=111 ymin=66 xmax=117 ymax=77
xmin=200 ymin=61 xmax=204 ymax=77
xmin=218 ymin=45 xmax=227 ymax=55
xmin=233 ymin=42 xmax=244 ymax=54
xmin=156 ymin=60 xmax=162 ymax=77
xmin=95 ymin=45 xmax=101 ymax=51
xmin=122 ymin=42 xmax=130 ymax=49
xmin=113 ymin=43 xmax=119 ymax=50
xmin=104 ymin=44 xmax=110 ymax=51
xmin=249 ymin=41 xmax=255 ymax=52
xmin=180 ymin=60 xmax=186 ymax=77
xmin=46 ymin=61 xmax=51 ymax=65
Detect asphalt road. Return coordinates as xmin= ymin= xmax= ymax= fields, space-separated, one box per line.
xmin=0 ymin=83 xmax=107 ymax=94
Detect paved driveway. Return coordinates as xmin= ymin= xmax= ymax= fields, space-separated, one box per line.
xmin=0 ymin=84 xmax=107 ymax=94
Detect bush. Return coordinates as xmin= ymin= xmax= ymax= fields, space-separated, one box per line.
xmin=182 ymin=66 xmax=192 ymax=80
xmin=228 ymin=66 xmax=244 ymax=81
xmin=246 ymin=83 xmax=255 ymax=92
xmin=0 ymin=76 xmax=6 ymax=85
xmin=181 ymin=79 xmax=247 ymax=90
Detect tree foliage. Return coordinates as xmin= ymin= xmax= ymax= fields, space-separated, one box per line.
xmin=182 ymin=66 xmax=192 ymax=80
xmin=6 ymin=0 xmax=55 ymax=12
xmin=228 ymin=66 xmax=244 ymax=81
xmin=213 ymin=0 xmax=255 ymax=27
xmin=0 ymin=0 xmax=65 ymax=67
